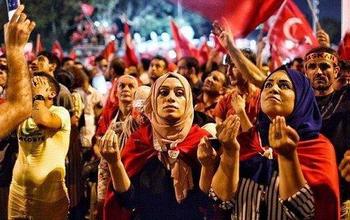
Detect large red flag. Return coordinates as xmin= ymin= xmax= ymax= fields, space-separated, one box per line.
xmin=171 ymin=0 xmax=283 ymax=37
xmin=123 ymin=23 xmax=138 ymax=67
xmin=52 ymin=40 xmax=64 ymax=61
xmin=267 ymin=0 xmax=319 ymax=69
xmin=100 ymin=41 xmax=116 ymax=61
xmin=169 ymin=20 xmax=199 ymax=60
xmin=338 ymin=31 xmax=350 ymax=60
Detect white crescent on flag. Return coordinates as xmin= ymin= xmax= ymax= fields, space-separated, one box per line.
xmin=283 ymin=17 xmax=302 ymax=43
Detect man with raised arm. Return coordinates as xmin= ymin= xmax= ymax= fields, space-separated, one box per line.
xmin=0 ymin=5 xmax=35 ymax=138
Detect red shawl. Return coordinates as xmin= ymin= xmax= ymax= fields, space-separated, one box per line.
xmin=238 ymin=128 xmax=340 ymax=220
xmin=103 ymin=124 xmax=209 ymax=220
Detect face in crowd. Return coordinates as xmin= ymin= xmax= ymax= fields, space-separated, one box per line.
xmin=261 ymin=70 xmax=295 ymax=119
xmin=0 ymin=64 xmax=8 ymax=88
xmin=97 ymin=58 xmax=108 ymax=74
xmin=30 ymin=55 xmax=56 ymax=75
xmin=148 ymin=58 xmax=167 ymax=81
xmin=116 ymin=76 xmax=137 ymax=103
xmin=31 ymin=75 xmax=58 ymax=100
xmin=304 ymin=53 xmax=340 ymax=94
xmin=156 ymin=77 xmax=186 ymax=124
xmin=177 ymin=59 xmax=190 ymax=77
xmin=202 ymin=70 xmax=226 ymax=95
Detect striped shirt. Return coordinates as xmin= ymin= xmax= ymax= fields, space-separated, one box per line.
xmin=209 ymin=172 xmax=315 ymax=220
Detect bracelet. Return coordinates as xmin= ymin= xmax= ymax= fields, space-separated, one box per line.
xmin=33 ymin=94 xmax=45 ymax=102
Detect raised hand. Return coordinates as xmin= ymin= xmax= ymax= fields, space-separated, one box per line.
xmin=231 ymin=94 xmax=246 ymax=114
xmin=98 ymin=130 xmax=121 ymax=164
xmin=217 ymin=115 xmax=240 ymax=155
xmin=268 ymin=116 xmax=299 ymax=158
xmin=4 ymin=5 xmax=36 ymax=50
xmin=197 ymin=137 xmax=218 ymax=167
xmin=316 ymin=29 xmax=330 ymax=47
xmin=339 ymin=150 xmax=350 ymax=182
xmin=32 ymin=76 xmax=50 ymax=97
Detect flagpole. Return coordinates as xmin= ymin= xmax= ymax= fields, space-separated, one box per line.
xmin=266 ymin=0 xmax=288 ymax=39
xmin=305 ymin=0 xmax=322 ymax=31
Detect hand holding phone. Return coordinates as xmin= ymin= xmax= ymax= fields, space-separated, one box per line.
xmin=6 ymin=0 xmax=20 ymax=21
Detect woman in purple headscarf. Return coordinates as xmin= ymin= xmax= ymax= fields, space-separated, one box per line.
xmin=198 ymin=67 xmax=340 ymax=220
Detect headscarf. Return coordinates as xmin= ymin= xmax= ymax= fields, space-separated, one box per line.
xmin=238 ymin=67 xmax=339 ymax=219
xmin=96 ymin=75 xmax=138 ymax=136
xmin=258 ymin=66 xmax=322 ymax=146
xmin=144 ymin=72 xmax=196 ymax=203
xmin=145 ymin=72 xmax=194 ymax=148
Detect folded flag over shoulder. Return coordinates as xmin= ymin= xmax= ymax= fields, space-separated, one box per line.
xmin=266 ymin=0 xmax=318 ymax=69
xmin=123 ymin=23 xmax=138 ymax=66
xmin=170 ymin=0 xmax=283 ymax=37
xmin=338 ymin=31 xmax=350 ymax=60
xmin=52 ymin=40 xmax=64 ymax=61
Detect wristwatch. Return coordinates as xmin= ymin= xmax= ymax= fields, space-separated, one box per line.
xmin=33 ymin=94 xmax=45 ymax=102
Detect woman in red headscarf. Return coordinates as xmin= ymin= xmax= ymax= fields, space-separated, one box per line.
xmin=98 ymin=73 xmax=213 ymax=220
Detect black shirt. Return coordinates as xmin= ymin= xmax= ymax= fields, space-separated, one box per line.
xmin=316 ymin=86 xmax=350 ymax=201
xmin=115 ymin=157 xmax=213 ymax=220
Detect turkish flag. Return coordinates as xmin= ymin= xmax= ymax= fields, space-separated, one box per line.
xmin=34 ymin=34 xmax=44 ymax=55
xmin=171 ymin=0 xmax=283 ymax=37
xmin=81 ymin=3 xmax=95 ymax=17
xmin=51 ymin=40 xmax=64 ymax=61
xmin=123 ymin=23 xmax=138 ymax=67
xmin=170 ymin=20 xmax=199 ymax=60
xmin=100 ymin=40 xmax=116 ymax=61
xmin=267 ymin=0 xmax=318 ymax=69
xmin=338 ymin=31 xmax=350 ymax=60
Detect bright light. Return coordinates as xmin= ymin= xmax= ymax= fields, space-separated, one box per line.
xmin=94 ymin=21 xmax=101 ymax=27
xmin=110 ymin=35 xmax=116 ymax=41
xmin=161 ymin=32 xmax=170 ymax=42
xmin=101 ymin=20 xmax=109 ymax=27
xmin=168 ymin=50 xmax=177 ymax=59
xmin=180 ymin=25 xmax=194 ymax=40
xmin=134 ymin=33 xmax=142 ymax=43
xmin=150 ymin=31 xmax=158 ymax=41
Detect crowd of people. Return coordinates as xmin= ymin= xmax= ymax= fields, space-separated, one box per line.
xmin=1 ymin=5 xmax=350 ymax=220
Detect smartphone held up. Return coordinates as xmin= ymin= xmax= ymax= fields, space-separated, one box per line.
xmin=6 ymin=0 xmax=20 ymax=21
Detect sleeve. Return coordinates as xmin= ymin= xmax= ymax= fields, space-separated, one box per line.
xmin=97 ymin=158 xmax=111 ymax=202
xmin=279 ymin=184 xmax=315 ymax=220
xmin=212 ymin=96 xmax=227 ymax=120
xmin=208 ymin=187 xmax=235 ymax=210
xmin=51 ymin=106 xmax=71 ymax=131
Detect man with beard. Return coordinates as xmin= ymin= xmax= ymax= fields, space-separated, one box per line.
xmin=148 ymin=55 xmax=168 ymax=85
xmin=213 ymin=50 xmax=260 ymax=132
xmin=194 ymin=70 xmax=226 ymax=118
xmin=177 ymin=56 xmax=202 ymax=99
xmin=304 ymin=47 xmax=350 ymax=215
